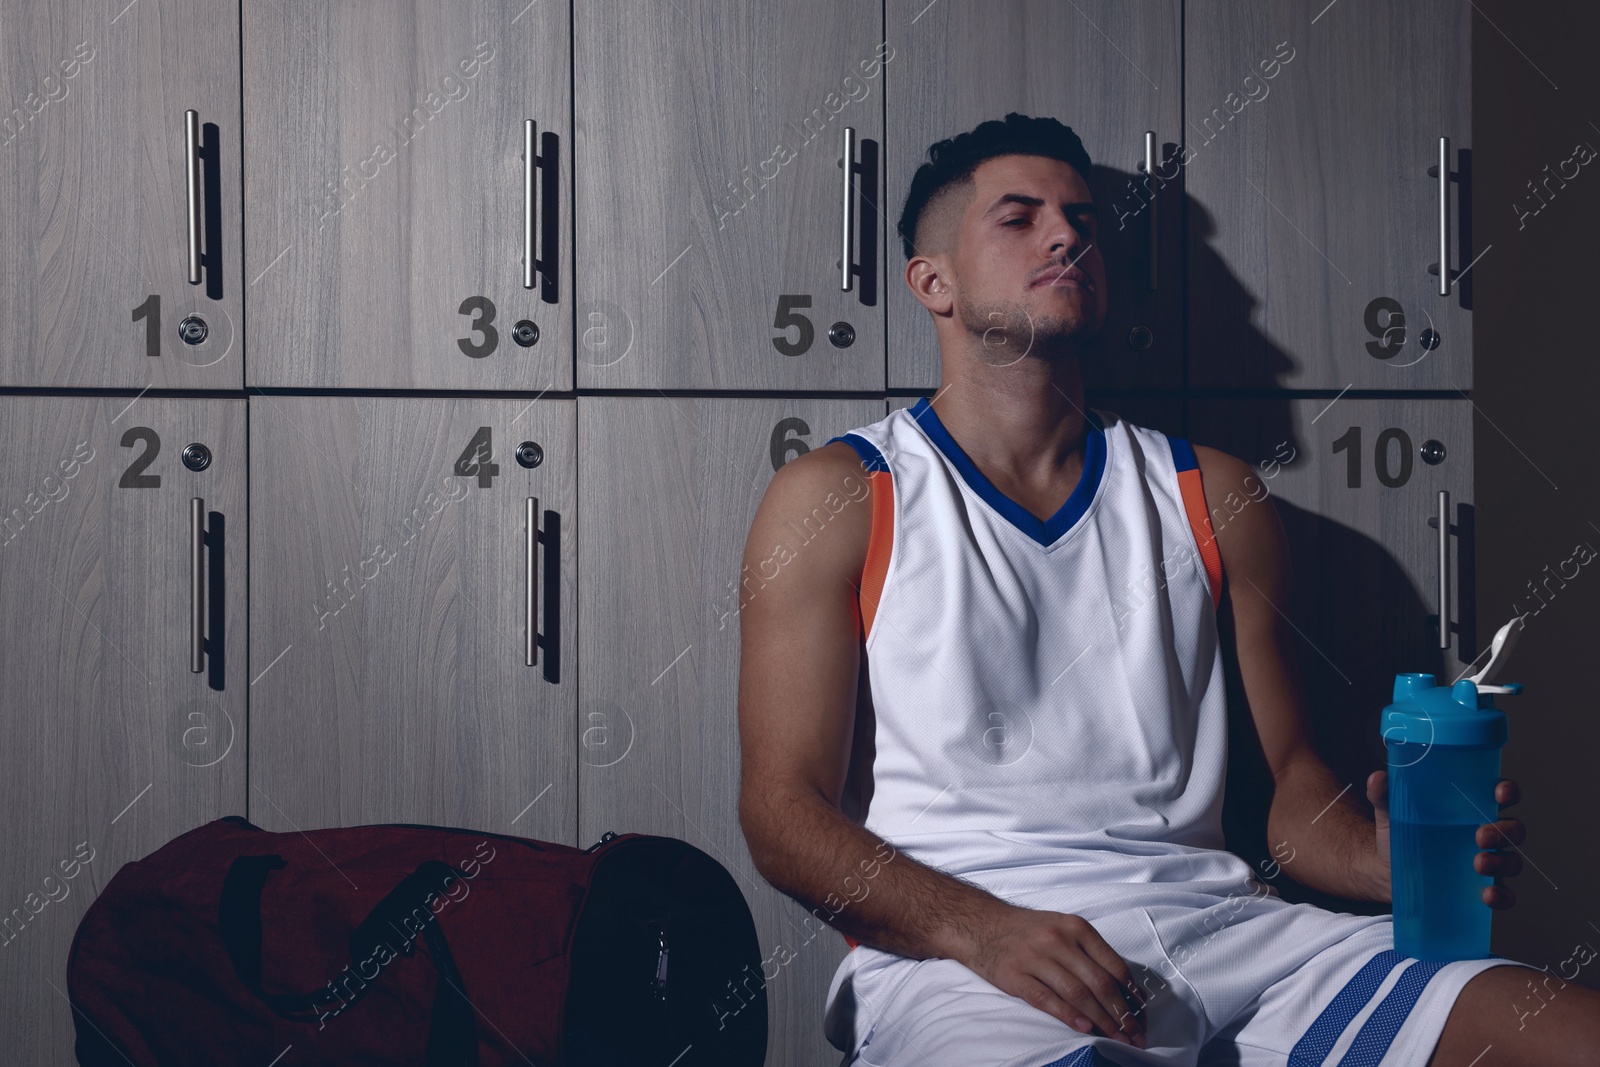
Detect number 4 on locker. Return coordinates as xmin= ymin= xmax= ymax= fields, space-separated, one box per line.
xmin=455 ymin=426 xmax=499 ymax=488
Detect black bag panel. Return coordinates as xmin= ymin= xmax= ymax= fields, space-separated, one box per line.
xmin=563 ymin=837 xmax=767 ymax=1066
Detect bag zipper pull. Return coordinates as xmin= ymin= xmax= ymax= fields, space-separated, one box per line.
xmin=584 ymin=830 xmax=618 ymax=853
xmin=652 ymin=925 xmax=669 ymax=1001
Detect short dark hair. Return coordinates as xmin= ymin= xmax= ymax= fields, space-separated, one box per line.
xmin=896 ymin=113 xmax=1094 ymax=261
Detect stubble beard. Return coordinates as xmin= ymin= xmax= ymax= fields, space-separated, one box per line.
xmin=956 ymin=288 xmax=1095 ymax=367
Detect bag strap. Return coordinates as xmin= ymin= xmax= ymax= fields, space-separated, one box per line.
xmin=219 ymin=853 xmax=479 ymax=1065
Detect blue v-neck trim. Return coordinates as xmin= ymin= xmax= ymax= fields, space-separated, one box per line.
xmin=908 ymin=396 xmax=1107 ymax=548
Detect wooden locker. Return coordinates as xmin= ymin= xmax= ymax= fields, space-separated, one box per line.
xmin=575 ymin=2 xmax=886 ymax=391
xmin=579 ymin=396 xmax=887 ymax=1067
xmin=248 ymin=397 xmax=576 ymax=844
xmin=242 ymin=3 xmax=571 ymax=389
xmin=0 ymin=2 xmax=242 ymax=387
xmin=0 ymin=396 xmax=246 ymax=1062
xmin=1186 ymin=0 xmax=1473 ymax=389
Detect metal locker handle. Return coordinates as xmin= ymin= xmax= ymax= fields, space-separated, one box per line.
xmin=524 ymin=119 xmax=536 ymax=291
xmin=526 ymin=496 xmax=539 ymax=666
xmin=1143 ymin=130 xmax=1157 ymax=291
xmin=186 ymin=109 xmax=201 ymax=284
xmin=191 ymin=497 xmax=204 ymax=672
xmin=521 ymin=120 xmax=559 ymax=301
xmin=841 ymin=126 xmax=856 ymax=292
xmin=1436 ymin=489 xmax=1450 ymax=649
xmin=1435 ymin=136 xmax=1450 ymax=297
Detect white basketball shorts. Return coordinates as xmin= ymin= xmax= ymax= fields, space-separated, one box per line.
xmin=828 ymin=894 xmax=1542 ymax=1067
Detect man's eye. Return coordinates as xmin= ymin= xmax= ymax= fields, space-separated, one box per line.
xmin=1001 ymin=217 xmax=1027 ymax=227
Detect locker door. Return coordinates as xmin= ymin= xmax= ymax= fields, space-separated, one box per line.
xmin=886 ymin=1 xmax=1183 ymax=392
xmin=1186 ymin=1 xmax=1472 ymax=389
xmin=575 ymin=3 xmax=886 ymax=391
xmin=243 ymin=3 xmax=571 ymax=390
xmin=0 ymin=397 xmax=246 ymax=1063
xmin=579 ymin=396 xmax=886 ymax=1067
xmin=0 ymin=3 xmax=242 ymax=388
xmin=248 ymin=398 xmax=576 ymax=844
xmin=1188 ymin=398 xmax=1474 ymax=906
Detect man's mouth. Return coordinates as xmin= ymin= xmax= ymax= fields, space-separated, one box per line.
xmin=1032 ymin=267 xmax=1094 ymax=292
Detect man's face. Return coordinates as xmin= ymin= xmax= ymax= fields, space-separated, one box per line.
xmin=939 ymin=154 xmax=1108 ymax=360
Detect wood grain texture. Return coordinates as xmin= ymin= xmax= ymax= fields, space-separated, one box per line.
xmin=242 ymin=2 xmax=571 ymax=389
xmin=1185 ymin=0 xmax=1472 ymax=388
xmin=0 ymin=396 xmax=246 ymax=1064
xmin=0 ymin=0 xmax=243 ymax=387
xmin=579 ymin=396 xmax=885 ymax=1067
xmin=248 ymin=397 xmax=576 ymax=845
xmin=886 ymin=0 xmax=1183 ymax=392
xmin=1189 ymin=397 xmax=1475 ymax=676
xmin=575 ymin=0 xmax=885 ymax=390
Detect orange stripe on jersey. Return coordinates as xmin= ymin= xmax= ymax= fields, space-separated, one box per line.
xmin=1176 ymin=467 xmax=1223 ymax=609
xmin=858 ymin=469 xmax=894 ymax=639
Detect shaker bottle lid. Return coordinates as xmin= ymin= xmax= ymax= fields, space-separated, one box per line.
xmin=1383 ymin=616 xmax=1527 ymax=747
xmin=1382 ymin=673 xmax=1511 ymax=747
xmin=1468 ymin=616 xmax=1525 ymax=688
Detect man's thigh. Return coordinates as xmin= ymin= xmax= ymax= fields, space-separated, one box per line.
xmin=1428 ymin=965 xmax=1600 ymax=1066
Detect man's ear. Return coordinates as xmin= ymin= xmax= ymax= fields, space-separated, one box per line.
xmin=906 ymin=255 xmax=953 ymax=316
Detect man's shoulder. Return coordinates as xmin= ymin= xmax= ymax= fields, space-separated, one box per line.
xmin=785 ymin=437 xmax=884 ymax=493
xmin=1191 ymin=443 xmax=1260 ymax=495
xmin=747 ymin=441 xmax=877 ymax=586
xmin=1187 ymin=443 xmax=1286 ymax=581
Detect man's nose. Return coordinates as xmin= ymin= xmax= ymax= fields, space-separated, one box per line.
xmin=1046 ymin=217 xmax=1089 ymax=259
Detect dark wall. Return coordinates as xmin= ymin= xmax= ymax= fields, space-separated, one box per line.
xmin=1475 ymin=0 xmax=1600 ymax=979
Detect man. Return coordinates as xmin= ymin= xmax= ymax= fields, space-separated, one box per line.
xmin=736 ymin=114 xmax=1599 ymax=1065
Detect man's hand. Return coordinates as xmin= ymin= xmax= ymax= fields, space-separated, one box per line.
xmin=1366 ymin=770 xmax=1526 ymax=908
xmin=962 ymin=904 xmax=1150 ymax=1049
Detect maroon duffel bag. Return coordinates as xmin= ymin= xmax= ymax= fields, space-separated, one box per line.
xmin=66 ymin=815 xmax=766 ymax=1065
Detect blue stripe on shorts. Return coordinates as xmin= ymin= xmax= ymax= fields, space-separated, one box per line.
xmin=1334 ymin=959 xmax=1450 ymax=1066
xmin=1039 ymin=1046 xmax=1118 ymax=1067
xmin=1288 ymin=949 xmax=1406 ymax=1065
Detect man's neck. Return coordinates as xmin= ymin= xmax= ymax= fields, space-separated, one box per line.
xmin=925 ymin=358 xmax=1093 ymax=490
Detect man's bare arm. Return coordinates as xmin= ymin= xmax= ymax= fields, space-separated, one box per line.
xmin=736 ymin=445 xmax=1149 ymax=1048
xmin=1196 ymin=445 xmax=1390 ymax=902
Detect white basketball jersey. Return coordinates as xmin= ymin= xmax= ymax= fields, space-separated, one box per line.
xmin=817 ymin=400 xmax=1525 ymax=1062
xmin=823 ymin=397 xmax=1265 ymax=920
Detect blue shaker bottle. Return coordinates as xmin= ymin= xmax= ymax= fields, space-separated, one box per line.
xmin=1381 ymin=669 xmax=1522 ymax=961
